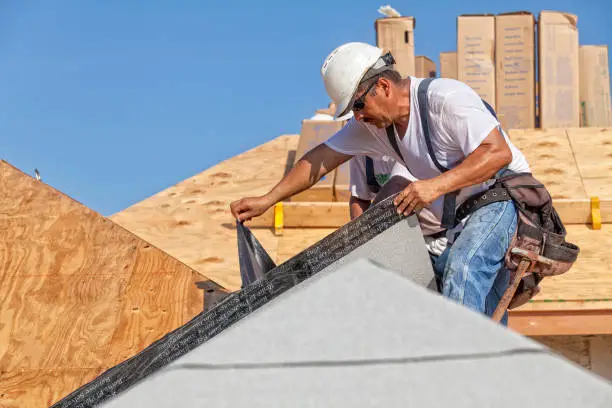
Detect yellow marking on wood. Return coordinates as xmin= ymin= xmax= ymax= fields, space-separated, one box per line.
xmin=591 ymin=196 xmax=602 ymax=230
xmin=274 ymin=202 xmax=284 ymax=236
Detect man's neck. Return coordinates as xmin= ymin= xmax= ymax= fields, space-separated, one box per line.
xmin=394 ymin=78 xmax=411 ymax=139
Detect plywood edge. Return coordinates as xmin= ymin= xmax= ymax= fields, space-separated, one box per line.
xmin=509 ymin=309 xmax=612 ymax=336
xmin=514 ymin=300 xmax=612 ymax=312
xmin=510 ymin=300 xmax=612 ymax=336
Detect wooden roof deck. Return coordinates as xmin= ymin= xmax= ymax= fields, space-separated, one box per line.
xmin=1 ymin=126 xmax=610 ymax=405
xmin=109 ymin=127 xmax=612 ymax=337
xmin=0 ymin=161 xmax=220 ymax=407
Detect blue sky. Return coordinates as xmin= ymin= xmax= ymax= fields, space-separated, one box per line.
xmin=1 ymin=0 xmax=611 ymax=216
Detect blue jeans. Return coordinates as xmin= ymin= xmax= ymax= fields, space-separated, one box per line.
xmin=429 ymin=200 xmax=517 ymax=326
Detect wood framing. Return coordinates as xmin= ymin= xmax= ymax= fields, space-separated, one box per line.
xmin=244 ymin=198 xmax=612 ymax=229
xmin=509 ymin=308 xmax=612 ymax=336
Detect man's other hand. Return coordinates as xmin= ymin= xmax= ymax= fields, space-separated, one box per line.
xmin=230 ymin=196 xmax=273 ymax=223
xmin=393 ymin=179 xmax=441 ymax=216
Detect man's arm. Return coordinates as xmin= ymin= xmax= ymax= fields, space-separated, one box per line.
xmin=432 ymin=126 xmax=512 ymax=195
xmin=230 ymin=143 xmax=352 ymax=222
xmin=394 ymin=127 xmax=512 ymax=215
xmin=349 ymin=196 xmax=371 ymax=219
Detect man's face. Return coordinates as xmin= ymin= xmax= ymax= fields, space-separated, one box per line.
xmin=351 ymin=78 xmax=394 ymax=128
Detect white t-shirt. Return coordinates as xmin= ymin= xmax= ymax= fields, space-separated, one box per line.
xmin=325 ymin=76 xmax=530 ymax=236
xmin=349 ymin=155 xmax=396 ymax=201
xmin=350 ymin=156 xmax=450 ymax=256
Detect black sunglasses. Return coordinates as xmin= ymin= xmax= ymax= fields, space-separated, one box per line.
xmin=352 ymin=78 xmax=379 ymax=112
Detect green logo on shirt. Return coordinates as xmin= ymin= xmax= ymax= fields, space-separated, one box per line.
xmin=375 ymin=173 xmax=390 ymax=186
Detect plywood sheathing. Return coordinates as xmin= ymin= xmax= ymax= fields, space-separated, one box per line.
xmin=566 ymin=127 xmax=612 ymax=198
xmin=110 ymin=128 xmax=612 ymax=319
xmin=0 ymin=160 xmax=214 ymax=408
xmin=110 ymin=134 xmax=300 ymax=291
xmin=506 ymin=128 xmax=587 ymax=199
xmin=541 ymin=225 xmax=612 ymax=301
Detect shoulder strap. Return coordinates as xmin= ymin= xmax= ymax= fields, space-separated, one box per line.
xmin=365 ymin=156 xmax=381 ymax=193
xmin=385 ymin=125 xmax=405 ymax=163
xmin=417 ymin=77 xmax=449 ymax=173
xmin=416 ymin=77 xmax=458 ymax=229
xmin=481 ymin=99 xmax=498 ymax=119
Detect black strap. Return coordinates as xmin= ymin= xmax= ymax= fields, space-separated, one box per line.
xmin=416 ymin=78 xmax=457 ymax=229
xmin=385 ymin=124 xmax=405 ymax=163
xmin=454 ymin=185 xmax=511 ymax=221
xmin=417 ymin=78 xmax=450 ymax=173
xmin=365 ymin=156 xmax=381 ymax=193
xmin=482 ymin=99 xmax=497 ymax=119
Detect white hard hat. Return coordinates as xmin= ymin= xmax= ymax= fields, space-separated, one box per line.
xmin=320 ymin=42 xmax=392 ymax=120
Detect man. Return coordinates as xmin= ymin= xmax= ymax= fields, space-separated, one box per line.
xmin=230 ymin=42 xmax=531 ymax=324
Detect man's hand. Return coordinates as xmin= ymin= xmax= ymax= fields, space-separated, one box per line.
xmin=349 ymin=196 xmax=371 ymax=220
xmin=230 ymin=196 xmax=274 ymax=222
xmin=228 ymin=143 xmax=352 ymax=223
xmin=393 ymin=179 xmax=442 ymax=216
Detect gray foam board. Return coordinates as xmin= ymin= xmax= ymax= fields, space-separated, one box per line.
xmin=320 ymin=214 xmax=437 ymax=291
xmin=100 ymin=259 xmax=612 ymax=407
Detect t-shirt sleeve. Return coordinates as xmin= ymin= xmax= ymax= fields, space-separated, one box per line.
xmin=349 ymin=156 xmax=375 ymax=201
xmin=324 ymin=118 xmax=382 ymax=157
xmin=439 ymin=83 xmax=501 ymax=157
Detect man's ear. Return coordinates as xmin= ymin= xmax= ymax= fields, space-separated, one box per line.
xmin=378 ymin=77 xmax=392 ymax=97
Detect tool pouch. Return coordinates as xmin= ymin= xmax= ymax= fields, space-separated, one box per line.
xmin=496 ymin=171 xmax=580 ymax=308
xmin=457 ymin=171 xmax=580 ymax=309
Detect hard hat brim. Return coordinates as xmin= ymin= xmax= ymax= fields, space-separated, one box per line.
xmin=335 ymin=109 xmax=355 ymax=121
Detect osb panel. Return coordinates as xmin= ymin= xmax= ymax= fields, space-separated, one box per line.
xmin=0 ymin=368 xmax=103 ymax=408
xmin=110 ymin=135 xmax=299 ymax=290
xmin=507 ymin=128 xmax=587 ymax=199
xmin=566 ymin=127 xmax=612 ymax=179
xmin=582 ymin=177 xmax=612 ymax=198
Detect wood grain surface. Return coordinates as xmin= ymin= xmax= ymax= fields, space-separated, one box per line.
xmin=109 ymin=129 xmax=612 ymax=305
xmin=109 ymin=134 xmax=299 ymax=290
xmin=0 ymin=160 xmax=217 ymax=407
xmin=507 ymin=128 xmax=587 ymax=199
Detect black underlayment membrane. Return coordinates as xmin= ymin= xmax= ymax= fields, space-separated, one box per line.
xmin=51 ymin=195 xmax=406 ymax=408
xmin=236 ymin=220 xmax=276 ymax=287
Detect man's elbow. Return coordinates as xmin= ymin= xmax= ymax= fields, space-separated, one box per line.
xmin=498 ymin=144 xmax=513 ymax=168
xmin=486 ymin=140 xmax=512 ymax=171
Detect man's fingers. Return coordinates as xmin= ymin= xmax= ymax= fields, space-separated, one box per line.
xmin=403 ymin=200 xmax=418 ymax=216
xmin=231 ymin=199 xmax=250 ymax=220
xmin=396 ymin=195 xmax=413 ymax=215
